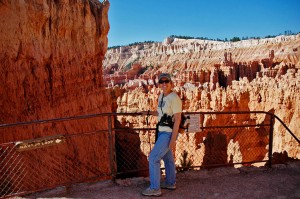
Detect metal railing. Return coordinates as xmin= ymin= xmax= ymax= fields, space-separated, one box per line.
xmin=0 ymin=111 xmax=299 ymax=198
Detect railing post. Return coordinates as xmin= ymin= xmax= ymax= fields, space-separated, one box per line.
xmin=108 ymin=114 xmax=116 ymax=181
xmin=268 ymin=114 xmax=275 ymax=168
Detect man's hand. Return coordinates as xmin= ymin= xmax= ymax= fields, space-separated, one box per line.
xmin=169 ymin=112 xmax=181 ymax=151
xmin=169 ymin=139 xmax=176 ymax=151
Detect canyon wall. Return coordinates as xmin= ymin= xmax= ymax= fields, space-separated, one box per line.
xmin=0 ymin=0 xmax=111 ymax=125
xmin=0 ymin=0 xmax=112 ymax=191
xmin=104 ymin=34 xmax=300 ymax=165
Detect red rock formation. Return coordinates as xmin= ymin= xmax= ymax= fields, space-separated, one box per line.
xmin=0 ymin=0 xmax=111 ymax=192
xmin=105 ymin=35 xmax=300 ymax=165
xmin=0 ymin=0 xmax=110 ymax=125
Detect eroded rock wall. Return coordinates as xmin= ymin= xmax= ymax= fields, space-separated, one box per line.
xmin=104 ymin=35 xmax=300 ymax=77
xmin=105 ymin=35 xmax=300 ymax=164
xmin=0 ymin=0 xmax=110 ymax=125
xmin=0 ymin=0 xmax=112 ymax=190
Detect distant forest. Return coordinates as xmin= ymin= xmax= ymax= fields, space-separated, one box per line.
xmin=108 ymin=30 xmax=299 ymax=49
xmin=108 ymin=41 xmax=157 ymax=50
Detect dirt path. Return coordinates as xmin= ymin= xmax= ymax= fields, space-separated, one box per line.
xmin=27 ymin=161 xmax=300 ymax=199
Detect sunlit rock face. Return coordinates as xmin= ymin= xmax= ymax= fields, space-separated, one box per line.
xmin=0 ymin=0 xmax=111 ymax=125
xmin=104 ymin=34 xmax=300 ymax=163
xmin=0 ymin=0 xmax=112 ymax=188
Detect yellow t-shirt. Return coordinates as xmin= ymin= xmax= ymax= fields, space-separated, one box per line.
xmin=157 ymin=92 xmax=182 ymax=132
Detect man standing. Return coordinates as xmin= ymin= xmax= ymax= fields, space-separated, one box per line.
xmin=141 ymin=73 xmax=182 ymax=197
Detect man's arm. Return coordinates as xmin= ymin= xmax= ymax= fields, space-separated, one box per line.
xmin=169 ymin=112 xmax=181 ymax=150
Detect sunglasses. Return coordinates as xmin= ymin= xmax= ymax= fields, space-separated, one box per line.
xmin=159 ymin=79 xmax=170 ymax=84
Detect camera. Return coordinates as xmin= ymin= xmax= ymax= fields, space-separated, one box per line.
xmin=159 ymin=114 xmax=174 ymax=128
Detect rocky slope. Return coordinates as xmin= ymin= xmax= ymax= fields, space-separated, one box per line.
xmin=104 ymin=34 xmax=300 ymax=163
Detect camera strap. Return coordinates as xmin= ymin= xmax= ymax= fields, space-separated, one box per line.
xmin=160 ymin=94 xmax=164 ymax=115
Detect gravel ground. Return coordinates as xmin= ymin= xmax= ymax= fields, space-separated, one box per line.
xmin=25 ymin=161 xmax=300 ymax=199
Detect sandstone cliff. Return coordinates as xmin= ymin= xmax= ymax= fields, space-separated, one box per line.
xmin=0 ymin=0 xmax=111 ymax=191
xmin=104 ymin=35 xmax=300 ymax=162
xmin=0 ymin=0 xmax=110 ymax=125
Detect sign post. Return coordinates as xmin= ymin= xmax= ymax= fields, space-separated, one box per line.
xmin=15 ymin=135 xmax=65 ymax=151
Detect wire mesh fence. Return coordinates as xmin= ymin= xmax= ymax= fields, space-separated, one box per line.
xmin=0 ymin=133 xmax=111 ymax=198
xmin=114 ymin=126 xmax=271 ymax=178
xmin=0 ymin=111 xmax=299 ymax=198
xmin=113 ymin=111 xmax=299 ymax=176
xmin=0 ymin=114 xmax=112 ymax=198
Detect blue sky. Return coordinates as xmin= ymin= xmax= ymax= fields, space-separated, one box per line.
xmin=107 ymin=0 xmax=300 ymax=47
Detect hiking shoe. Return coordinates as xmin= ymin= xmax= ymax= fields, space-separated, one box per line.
xmin=160 ymin=181 xmax=176 ymax=190
xmin=142 ymin=187 xmax=162 ymax=197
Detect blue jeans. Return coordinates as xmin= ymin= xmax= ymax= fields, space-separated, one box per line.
xmin=149 ymin=131 xmax=176 ymax=189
